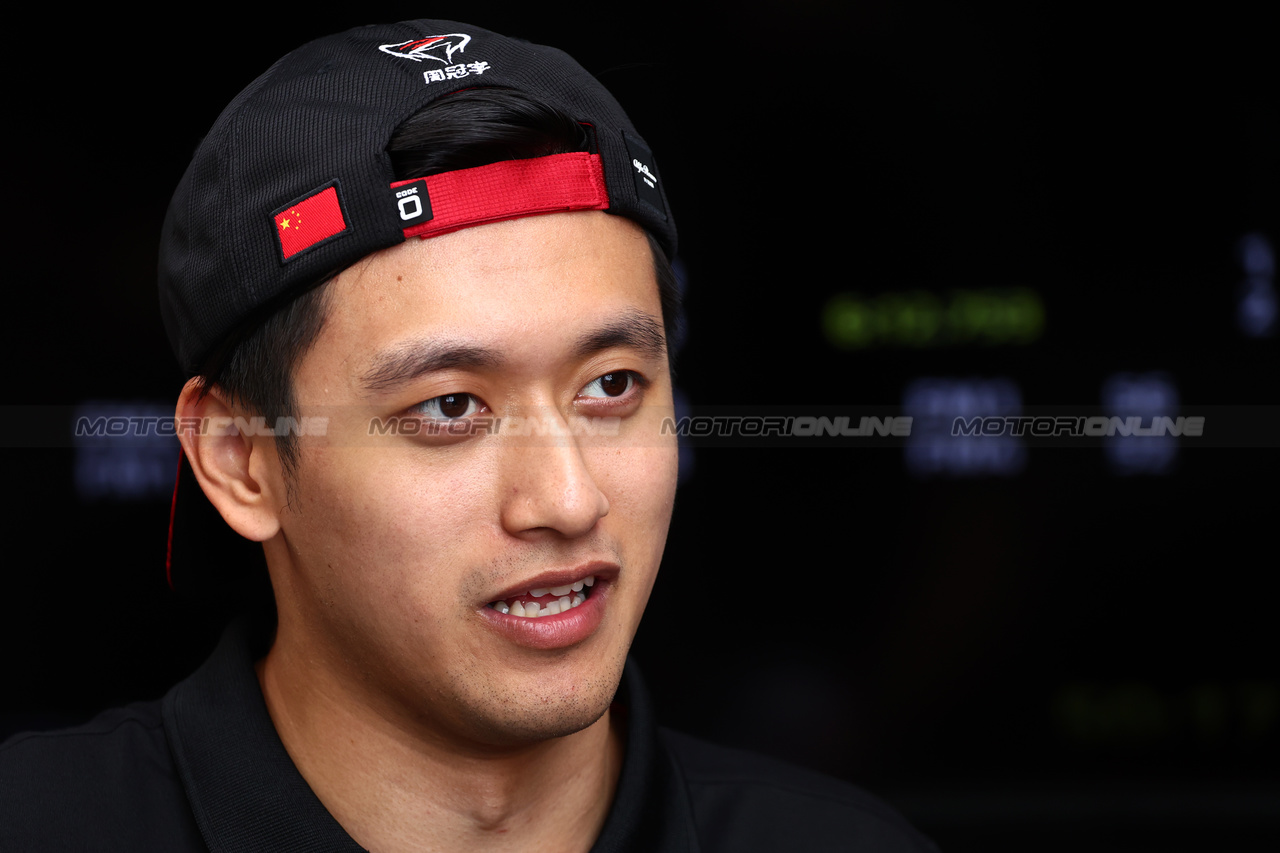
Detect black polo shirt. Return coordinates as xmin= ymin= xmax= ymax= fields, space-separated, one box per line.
xmin=2 ymin=621 xmax=938 ymax=851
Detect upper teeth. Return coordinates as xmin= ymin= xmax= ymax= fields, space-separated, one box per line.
xmin=491 ymin=575 xmax=595 ymax=617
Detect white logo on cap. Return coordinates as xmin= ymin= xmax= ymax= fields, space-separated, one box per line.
xmin=379 ymin=34 xmax=471 ymax=65
xmin=633 ymin=159 xmax=658 ymax=189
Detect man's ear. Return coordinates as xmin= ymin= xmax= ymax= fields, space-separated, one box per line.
xmin=176 ymin=377 xmax=283 ymax=542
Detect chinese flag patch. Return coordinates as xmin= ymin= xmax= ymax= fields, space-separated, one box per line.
xmin=272 ymin=184 xmax=347 ymax=260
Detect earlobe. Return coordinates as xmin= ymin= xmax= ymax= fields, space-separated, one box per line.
xmin=175 ymin=378 xmax=283 ymax=542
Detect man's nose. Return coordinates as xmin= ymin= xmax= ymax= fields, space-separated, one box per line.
xmin=498 ymin=415 xmax=610 ymax=540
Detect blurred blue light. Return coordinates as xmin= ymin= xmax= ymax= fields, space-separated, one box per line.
xmin=903 ymin=377 xmax=1026 ymax=477
xmin=1237 ymin=233 xmax=1276 ymax=338
xmin=1100 ymin=373 xmax=1179 ymax=475
xmin=73 ymin=401 xmax=177 ymax=502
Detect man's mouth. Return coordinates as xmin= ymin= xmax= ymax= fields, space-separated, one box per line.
xmin=488 ymin=576 xmax=596 ymax=618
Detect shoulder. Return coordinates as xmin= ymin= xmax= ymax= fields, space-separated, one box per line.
xmin=660 ymin=728 xmax=940 ymax=853
xmin=0 ymin=702 xmax=205 ymax=851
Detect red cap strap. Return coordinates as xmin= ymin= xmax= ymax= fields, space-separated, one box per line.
xmin=166 ymin=447 xmax=185 ymax=590
xmin=394 ymin=152 xmax=609 ymax=240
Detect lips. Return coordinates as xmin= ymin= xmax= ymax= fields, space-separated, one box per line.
xmin=479 ymin=563 xmax=616 ymax=649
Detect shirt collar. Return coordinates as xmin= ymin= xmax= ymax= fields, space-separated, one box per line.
xmin=163 ymin=619 xmax=697 ymax=852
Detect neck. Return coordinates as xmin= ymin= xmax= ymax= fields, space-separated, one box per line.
xmin=256 ymin=636 xmax=625 ymax=853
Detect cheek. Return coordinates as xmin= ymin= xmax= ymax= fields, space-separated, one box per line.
xmin=285 ymin=445 xmax=500 ymax=595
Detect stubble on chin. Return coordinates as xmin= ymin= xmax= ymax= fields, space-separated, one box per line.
xmin=435 ymin=645 xmax=632 ymax=749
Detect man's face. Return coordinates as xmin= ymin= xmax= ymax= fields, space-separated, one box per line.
xmin=262 ymin=211 xmax=677 ymax=747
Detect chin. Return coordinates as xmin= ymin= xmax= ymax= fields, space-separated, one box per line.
xmin=454 ymin=653 xmax=628 ymax=747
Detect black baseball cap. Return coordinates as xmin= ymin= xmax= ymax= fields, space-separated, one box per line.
xmin=159 ymin=18 xmax=675 ymax=376
xmin=159 ymin=19 xmax=676 ymax=591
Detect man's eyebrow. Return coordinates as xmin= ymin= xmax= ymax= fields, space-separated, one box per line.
xmin=359 ymin=341 xmax=503 ymax=394
xmin=358 ymin=311 xmax=666 ymax=395
xmin=573 ymin=310 xmax=667 ymax=362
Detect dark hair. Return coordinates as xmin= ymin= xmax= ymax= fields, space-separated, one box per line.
xmin=198 ymin=88 xmax=682 ymax=477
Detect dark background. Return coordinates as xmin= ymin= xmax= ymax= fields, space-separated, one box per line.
xmin=3 ymin=5 xmax=1276 ymax=851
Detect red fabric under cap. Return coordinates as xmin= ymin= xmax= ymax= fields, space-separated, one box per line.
xmin=395 ymin=152 xmax=609 ymax=239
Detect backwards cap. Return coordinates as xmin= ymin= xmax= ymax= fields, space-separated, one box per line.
xmin=159 ymin=19 xmax=675 ymax=375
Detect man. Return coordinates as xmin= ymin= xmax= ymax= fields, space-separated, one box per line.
xmin=2 ymin=19 xmax=937 ymax=852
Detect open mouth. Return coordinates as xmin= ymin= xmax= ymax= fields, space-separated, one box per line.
xmin=488 ymin=576 xmax=596 ymax=618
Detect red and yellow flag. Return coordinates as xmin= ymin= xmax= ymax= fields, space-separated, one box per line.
xmin=273 ymin=186 xmax=346 ymax=260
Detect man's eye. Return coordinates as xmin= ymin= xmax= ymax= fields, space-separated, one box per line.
xmin=579 ymin=372 xmax=636 ymax=399
xmin=414 ymin=393 xmax=481 ymax=419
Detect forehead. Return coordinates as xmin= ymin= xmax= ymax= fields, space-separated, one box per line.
xmin=295 ymin=211 xmax=660 ymax=394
